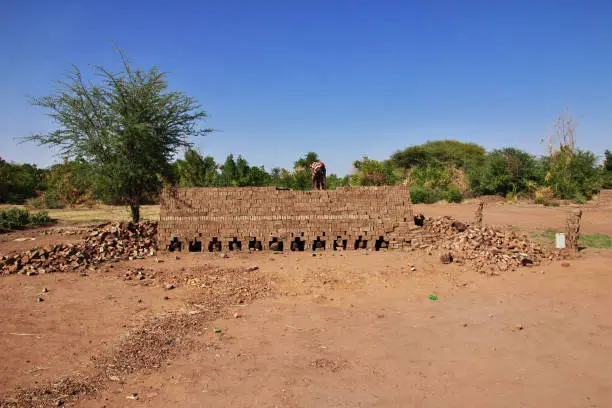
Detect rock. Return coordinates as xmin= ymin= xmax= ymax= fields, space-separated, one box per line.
xmin=37 ymin=297 xmax=44 ymax=302
xmin=245 ymin=265 xmax=259 ymax=272
xmin=219 ymin=253 xmax=229 ymax=259
xmin=164 ymin=283 xmax=175 ymax=290
xmin=41 ymin=288 xmax=48 ymax=293
xmin=108 ymin=375 xmax=121 ymax=382
xmin=440 ymin=252 xmax=453 ymax=264
xmin=27 ymin=271 xmax=37 ymax=276
xmin=513 ymin=324 xmax=524 ymax=331
xmin=561 ymin=262 xmax=570 ymax=268
xmin=451 ymin=221 xmax=468 ymax=232
xmin=163 ymin=296 xmax=169 ymax=300
xmin=233 ymin=312 xmax=241 ymax=319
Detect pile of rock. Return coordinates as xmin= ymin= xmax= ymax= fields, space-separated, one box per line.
xmin=38 ymin=227 xmax=88 ymax=236
xmin=0 ymin=221 xmax=157 ymax=275
xmin=423 ymin=216 xmax=561 ymax=274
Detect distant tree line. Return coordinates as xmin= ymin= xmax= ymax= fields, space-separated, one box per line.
xmin=7 ymin=47 xmax=612 ymax=222
xmin=3 ymin=142 xmax=611 ymax=208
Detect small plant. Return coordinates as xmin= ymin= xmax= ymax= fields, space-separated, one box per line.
xmin=0 ymin=207 xmax=54 ymax=230
xmin=0 ymin=208 xmax=30 ymax=228
xmin=441 ymin=187 xmax=463 ymax=203
xmin=410 ymin=185 xmax=439 ymax=204
xmin=29 ymin=211 xmax=53 ymax=225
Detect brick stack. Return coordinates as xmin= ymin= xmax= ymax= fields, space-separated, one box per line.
xmin=595 ymin=190 xmax=612 ymax=207
xmin=158 ymin=186 xmax=421 ymax=252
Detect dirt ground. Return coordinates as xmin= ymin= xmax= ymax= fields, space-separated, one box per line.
xmin=1 ymin=203 xmax=612 ymax=407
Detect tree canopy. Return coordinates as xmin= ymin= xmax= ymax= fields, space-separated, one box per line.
xmin=25 ymin=49 xmax=211 ymax=221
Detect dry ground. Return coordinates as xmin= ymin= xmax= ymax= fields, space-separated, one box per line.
xmin=1 ymin=203 xmax=612 ymax=407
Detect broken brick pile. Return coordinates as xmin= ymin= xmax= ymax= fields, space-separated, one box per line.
xmin=422 ymin=216 xmax=563 ymax=274
xmin=0 ymin=221 xmax=157 ymax=275
xmin=159 ymin=186 xmax=421 ymax=252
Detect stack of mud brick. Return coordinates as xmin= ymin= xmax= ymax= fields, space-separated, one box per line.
xmin=595 ymin=190 xmax=612 ymax=207
xmin=158 ymin=186 xmax=428 ymax=252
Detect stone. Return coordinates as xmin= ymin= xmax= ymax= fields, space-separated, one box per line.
xmin=440 ymin=252 xmax=453 ymax=264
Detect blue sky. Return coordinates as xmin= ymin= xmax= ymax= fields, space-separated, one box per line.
xmin=1 ymin=0 xmax=611 ymax=175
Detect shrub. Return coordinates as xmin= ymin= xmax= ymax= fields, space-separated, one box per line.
xmin=0 ymin=207 xmax=54 ymax=230
xmin=29 ymin=211 xmax=53 ymax=225
xmin=410 ymin=185 xmax=439 ymax=204
xmin=0 ymin=208 xmax=31 ymax=229
xmin=441 ymin=187 xmax=463 ymax=203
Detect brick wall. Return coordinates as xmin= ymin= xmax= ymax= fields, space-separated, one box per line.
xmin=596 ymin=189 xmax=612 ymax=207
xmin=159 ymin=186 xmax=428 ymax=252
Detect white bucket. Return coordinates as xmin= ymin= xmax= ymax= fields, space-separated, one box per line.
xmin=555 ymin=233 xmax=566 ymax=249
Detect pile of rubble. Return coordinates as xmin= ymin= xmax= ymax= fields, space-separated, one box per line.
xmin=422 ymin=216 xmax=562 ymax=274
xmin=0 ymin=221 xmax=157 ymax=275
xmin=38 ymin=227 xmax=89 ymax=236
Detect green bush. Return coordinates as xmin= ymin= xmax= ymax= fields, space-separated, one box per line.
xmin=29 ymin=211 xmax=53 ymax=225
xmin=441 ymin=187 xmax=463 ymax=203
xmin=0 ymin=207 xmax=54 ymax=230
xmin=0 ymin=208 xmax=31 ymax=228
xmin=410 ymin=185 xmax=440 ymax=204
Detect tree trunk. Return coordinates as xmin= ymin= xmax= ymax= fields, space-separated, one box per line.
xmin=130 ymin=205 xmax=140 ymax=223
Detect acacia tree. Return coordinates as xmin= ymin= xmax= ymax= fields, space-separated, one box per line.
xmin=25 ymin=49 xmax=211 ymax=222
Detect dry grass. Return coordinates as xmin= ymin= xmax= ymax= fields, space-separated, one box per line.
xmin=45 ymin=205 xmax=160 ymax=223
xmin=0 ymin=204 xmax=160 ymax=223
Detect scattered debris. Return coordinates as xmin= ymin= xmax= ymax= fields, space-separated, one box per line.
xmin=310 ymin=358 xmax=348 ymax=372
xmin=1 ymin=221 xmax=157 ymax=275
xmin=423 ymin=216 xmax=563 ymax=274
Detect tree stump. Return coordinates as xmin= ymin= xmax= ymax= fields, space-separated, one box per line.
xmin=565 ymin=209 xmax=582 ymax=252
xmin=474 ymin=201 xmax=485 ymax=227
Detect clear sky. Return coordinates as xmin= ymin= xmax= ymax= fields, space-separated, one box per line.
xmin=1 ymin=0 xmax=611 ymax=175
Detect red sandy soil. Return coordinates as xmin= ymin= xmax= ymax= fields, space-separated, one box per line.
xmin=1 ymin=203 xmax=611 ymax=407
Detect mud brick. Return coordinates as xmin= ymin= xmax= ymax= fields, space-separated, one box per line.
xmin=159 ymin=186 xmax=414 ymax=251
